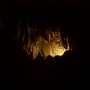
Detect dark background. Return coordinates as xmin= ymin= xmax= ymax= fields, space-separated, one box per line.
xmin=2 ymin=0 xmax=90 ymax=90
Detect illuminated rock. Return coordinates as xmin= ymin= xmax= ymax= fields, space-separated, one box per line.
xmin=17 ymin=26 xmax=70 ymax=59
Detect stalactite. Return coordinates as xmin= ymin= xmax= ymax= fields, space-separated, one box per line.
xmin=17 ymin=24 xmax=71 ymax=59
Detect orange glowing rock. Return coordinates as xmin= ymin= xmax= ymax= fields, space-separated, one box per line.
xmin=17 ymin=26 xmax=70 ymax=59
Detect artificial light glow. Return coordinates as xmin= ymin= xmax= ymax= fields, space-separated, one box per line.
xmin=17 ymin=26 xmax=70 ymax=59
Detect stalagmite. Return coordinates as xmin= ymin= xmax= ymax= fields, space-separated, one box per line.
xmin=17 ymin=25 xmax=71 ymax=59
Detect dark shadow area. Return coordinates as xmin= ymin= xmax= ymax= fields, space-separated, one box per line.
xmin=2 ymin=1 xmax=89 ymax=90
